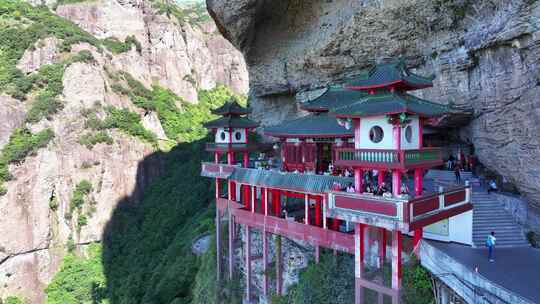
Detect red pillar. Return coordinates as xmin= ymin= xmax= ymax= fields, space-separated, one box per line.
xmin=392 ymin=230 xmax=402 ymax=291
xmin=353 ymin=118 xmax=361 ymax=148
xmin=245 ymin=225 xmax=251 ymax=301
xmin=273 ymin=189 xmax=281 ymax=216
xmin=227 ymin=151 xmax=234 ymax=165
xmin=354 ymin=168 xmax=364 ymax=193
xmin=261 ymin=187 xmax=266 ymax=215
xmin=230 ymin=181 xmax=236 ymax=201
xmin=414 ymin=168 xmax=423 ymax=196
xmin=379 ymin=228 xmax=386 ymax=268
xmin=251 ymin=186 xmax=256 ymax=213
xmin=262 ymin=231 xmax=268 ymax=297
xmin=243 ymin=185 xmax=250 ymax=210
xmin=413 ymin=228 xmax=423 ymax=249
xmin=228 ymin=212 xmax=234 ymax=280
xmin=378 ymin=170 xmax=385 ymax=186
xmin=392 ymin=170 xmax=401 ymax=197
xmin=332 ymin=218 xmax=340 ymax=231
xmin=243 ymin=151 xmax=249 ymax=168
xmin=315 ymin=196 xmax=322 ymax=227
xmin=355 ymin=223 xmax=365 ymax=304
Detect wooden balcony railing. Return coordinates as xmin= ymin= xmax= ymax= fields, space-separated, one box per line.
xmin=327 ymin=185 xmax=472 ymax=232
xmin=335 ymin=147 xmax=443 ymax=169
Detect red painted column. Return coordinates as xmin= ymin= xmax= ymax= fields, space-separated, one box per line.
xmin=355 ymin=223 xmax=365 ymax=304
xmin=360 ymin=224 xmax=365 ymax=264
xmin=230 ymin=181 xmax=236 ymax=201
xmin=304 ymin=194 xmax=310 ymax=225
xmin=228 ymin=212 xmax=234 ymax=280
xmin=243 ymin=151 xmax=249 ymax=168
xmin=332 ymin=218 xmax=340 ymax=231
xmin=215 ymin=180 xmax=221 ymax=281
xmin=354 ymin=168 xmax=364 ymax=193
xmin=315 ymin=196 xmax=322 ymax=227
xmin=379 ymin=227 xmax=387 ymax=269
xmin=227 ymin=151 xmax=234 ymax=165
xmin=273 ymin=189 xmax=281 ymax=216
xmin=414 ymin=168 xmax=423 ymax=196
xmin=245 ymin=225 xmax=251 ymax=302
xmin=243 ymin=185 xmax=250 ymax=210
xmin=251 ymin=186 xmax=256 ymax=213
xmin=413 ymin=228 xmax=423 ymax=249
xmin=214 ymin=151 xmax=220 ymax=164
xmin=261 ymin=187 xmax=266 ymax=215
xmin=393 ymin=124 xmax=401 ymax=151
xmin=353 ymin=118 xmax=361 ymax=149
xmin=378 ymin=170 xmax=385 ymax=186
xmin=392 ymin=230 xmax=402 ymax=291
xmin=262 ymin=231 xmax=269 ymax=297
xmin=392 ymin=170 xmax=401 ymax=197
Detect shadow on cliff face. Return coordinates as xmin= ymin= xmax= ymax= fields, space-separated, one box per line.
xmin=100 ymin=138 xmax=215 ymax=304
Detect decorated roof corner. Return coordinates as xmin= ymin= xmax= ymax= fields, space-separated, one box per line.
xmin=211 ymin=98 xmax=251 ymax=116
xmin=344 ymin=59 xmax=435 ymax=91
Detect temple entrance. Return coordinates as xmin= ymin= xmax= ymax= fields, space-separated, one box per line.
xmin=316 ymin=143 xmax=332 ymax=173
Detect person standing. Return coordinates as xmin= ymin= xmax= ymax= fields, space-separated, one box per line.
xmin=486 ymin=231 xmax=497 ymax=262
xmin=487 ymin=179 xmax=498 ymax=194
xmin=454 ymin=162 xmax=462 ymax=184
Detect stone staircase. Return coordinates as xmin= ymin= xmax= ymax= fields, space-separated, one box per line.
xmin=426 ymin=169 xmax=529 ymax=248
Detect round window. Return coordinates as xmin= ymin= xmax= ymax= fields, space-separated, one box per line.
xmin=235 ymin=131 xmax=242 ymax=141
xmin=220 ymin=131 xmax=226 ymax=141
xmin=369 ymin=126 xmax=384 ymax=143
xmin=405 ymin=125 xmax=413 ymax=143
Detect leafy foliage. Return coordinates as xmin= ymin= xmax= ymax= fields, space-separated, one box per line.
xmin=45 ymin=243 xmax=109 ymax=304
xmin=0 ymin=1 xmax=99 ymax=98
xmin=1 ymin=296 xmax=26 ymax=304
xmin=78 ymin=131 xmax=114 ymax=149
xmin=401 ymin=257 xmax=435 ymax=304
xmin=109 ymin=70 xmax=245 ymax=142
xmin=152 ymin=0 xmax=211 ymax=26
xmin=102 ymin=36 xmax=141 ymax=54
xmin=103 ymin=107 xmax=158 ymax=145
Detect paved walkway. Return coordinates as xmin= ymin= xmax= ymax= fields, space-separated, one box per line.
xmin=429 ymin=241 xmax=540 ymax=303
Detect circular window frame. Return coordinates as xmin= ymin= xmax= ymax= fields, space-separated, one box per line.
xmin=405 ymin=125 xmax=413 ymax=143
xmin=234 ymin=131 xmax=242 ymax=141
xmin=219 ymin=131 xmax=226 ymax=141
xmin=369 ymin=126 xmax=384 ymax=143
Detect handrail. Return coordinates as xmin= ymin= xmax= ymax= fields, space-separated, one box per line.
xmin=335 ymin=147 xmax=443 ymax=168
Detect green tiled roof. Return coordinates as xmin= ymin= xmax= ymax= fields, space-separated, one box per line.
xmin=204 ymin=116 xmax=259 ymax=129
xmin=331 ymin=92 xmax=448 ymax=118
xmin=264 ymin=112 xmax=353 ymax=138
xmin=230 ymin=168 xmax=353 ymax=194
xmin=345 ymin=60 xmax=434 ymax=90
xmin=300 ymin=86 xmax=368 ymax=112
xmin=211 ymin=99 xmax=251 ymax=116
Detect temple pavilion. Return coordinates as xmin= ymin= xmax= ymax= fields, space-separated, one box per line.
xmin=201 ymin=59 xmax=473 ymax=304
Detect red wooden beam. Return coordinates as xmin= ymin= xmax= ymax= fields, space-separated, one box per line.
xmin=409 ymin=203 xmax=473 ymax=231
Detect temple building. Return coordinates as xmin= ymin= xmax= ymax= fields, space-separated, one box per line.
xmin=201 ymin=59 xmax=473 ymax=303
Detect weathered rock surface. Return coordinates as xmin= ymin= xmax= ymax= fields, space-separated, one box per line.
xmin=208 ymin=0 xmax=540 ymax=207
xmin=57 ymin=0 xmax=248 ymax=102
xmin=1 ymin=1 xmax=248 ymax=302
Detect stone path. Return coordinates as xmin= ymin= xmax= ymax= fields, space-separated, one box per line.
xmin=429 ymin=241 xmax=540 ymax=304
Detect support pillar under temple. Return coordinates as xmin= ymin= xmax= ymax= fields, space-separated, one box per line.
xmin=262 ymin=231 xmax=268 ymax=297
xmin=245 ymin=225 xmax=251 ymax=302
xmin=355 ymin=223 xmax=365 ymax=304
xmin=228 ymin=212 xmax=234 ymax=280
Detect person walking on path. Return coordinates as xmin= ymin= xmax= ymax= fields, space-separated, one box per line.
xmin=454 ymin=163 xmax=462 ymax=184
xmin=487 ymin=231 xmax=497 ymax=262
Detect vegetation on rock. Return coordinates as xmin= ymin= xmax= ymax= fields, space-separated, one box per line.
xmin=0 ymin=128 xmax=54 ymax=195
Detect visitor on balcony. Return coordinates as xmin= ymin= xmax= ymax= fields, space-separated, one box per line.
xmin=400 ymin=183 xmax=410 ymax=195
xmin=346 ymin=183 xmax=355 ymax=193
xmin=364 ymin=183 xmax=374 ymax=194
xmin=372 ymin=169 xmax=379 ymax=184
xmin=375 ymin=182 xmax=389 ymax=196
xmin=447 ymin=154 xmax=455 ymax=170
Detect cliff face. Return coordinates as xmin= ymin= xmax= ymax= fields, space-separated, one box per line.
xmin=0 ymin=1 xmax=248 ymax=302
xmin=207 ymin=0 xmax=540 ymax=207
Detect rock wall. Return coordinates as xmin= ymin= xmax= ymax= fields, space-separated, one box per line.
xmin=56 ymin=0 xmax=249 ymax=102
xmin=0 ymin=1 xmax=249 ymax=302
xmin=207 ymin=0 xmax=540 ymax=207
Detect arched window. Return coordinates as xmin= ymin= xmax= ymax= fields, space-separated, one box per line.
xmin=405 ymin=125 xmax=413 ymax=143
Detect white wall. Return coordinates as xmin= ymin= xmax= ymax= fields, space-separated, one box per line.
xmin=358 ymin=116 xmax=394 ymax=149
xmin=422 ymin=210 xmax=473 ymax=245
xmin=357 ymin=115 xmax=420 ymax=150
xmin=215 ymin=127 xmax=247 ymax=144
xmin=400 ymin=116 xmax=420 ymax=150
